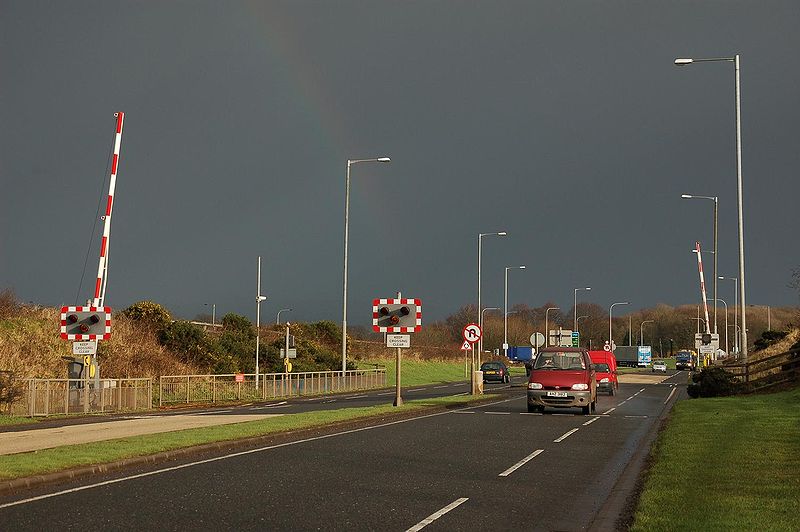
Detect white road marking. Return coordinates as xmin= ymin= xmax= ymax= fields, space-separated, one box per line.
xmin=624 ymin=415 xmax=648 ymax=418
xmin=484 ymin=411 xmax=511 ymax=415
xmin=433 ymin=385 xmax=449 ymax=389
xmin=520 ymin=412 xmax=542 ymax=416
xmin=0 ymin=398 xmax=517 ymax=510
xmin=639 ymin=388 xmax=645 ymax=393
xmin=582 ymin=416 xmax=601 ymax=426
xmin=554 ymin=428 xmax=580 ymax=443
xmin=377 ymin=392 xmax=394 ymax=396
xmin=499 ymin=449 xmax=544 ymax=477
xmin=453 ymin=411 xmax=476 ymax=414
xmin=604 ymin=407 xmax=616 ymax=414
xmin=344 ymin=394 xmax=368 ymax=400
xmin=626 ymin=396 xmax=634 ymax=400
xmin=406 ymin=498 xmax=469 ymax=532
xmin=664 ymin=387 xmax=677 ymax=404
xmin=408 ymin=388 xmax=425 ymax=392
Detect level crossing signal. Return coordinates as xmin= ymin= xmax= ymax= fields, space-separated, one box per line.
xmin=60 ymin=306 xmax=112 ymax=340
xmin=372 ymin=299 xmax=422 ymax=333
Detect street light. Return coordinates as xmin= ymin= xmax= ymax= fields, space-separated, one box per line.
xmin=576 ymin=315 xmax=589 ymax=347
xmin=609 ymin=302 xmax=629 ymax=345
xmin=748 ymin=304 xmax=771 ymax=331
xmin=573 ymin=287 xmax=591 ymax=332
xmin=639 ymin=319 xmax=654 ymax=346
xmin=342 ymin=156 xmax=390 ymax=374
xmin=481 ymin=307 xmax=500 ymax=353
xmin=545 ymin=307 xmax=560 ymax=347
xmin=477 ymin=231 xmax=507 ymax=363
xmin=255 ymin=257 xmax=268 ymax=389
xmin=504 ymin=266 xmax=526 ymax=355
xmin=708 ymin=298 xmax=729 ymax=355
xmin=682 ymin=193 xmax=718 ymax=334
xmin=719 ymin=276 xmax=739 ymax=354
xmin=675 ymin=54 xmax=748 ymax=362
xmin=204 ymin=303 xmax=216 ymax=326
xmin=276 ymin=308 xmax=292 ymax=326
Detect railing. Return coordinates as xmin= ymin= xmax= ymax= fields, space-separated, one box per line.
xmin=722 ymin=347 xmax=800 ymax=390
xmin=158 ymin=369 xmax=387 ymax=406
xmin=14 ymin=378 xmax=152 ymax=416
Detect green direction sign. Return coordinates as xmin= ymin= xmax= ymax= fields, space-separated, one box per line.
xmin=571 ymin=331 xmax=579 ymax=347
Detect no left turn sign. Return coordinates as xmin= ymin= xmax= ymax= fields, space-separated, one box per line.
xmin=462 ymin=323 xmax=482 ymax=344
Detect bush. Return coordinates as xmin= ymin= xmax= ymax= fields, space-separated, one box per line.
xmin=687 ymin=367 xmax=739 ymax=398
xmin=0 ymin=371 xmax=24 ymax=413
xmin=753 ymin=330 xmax=789 ymax=352
xmin=121 ymin=301 xmax=172 ymax=331
xmin=158 ymin=321 xmax=212 ymax=366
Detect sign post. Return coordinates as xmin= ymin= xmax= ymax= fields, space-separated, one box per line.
xmin=373 ymin=293 xmax=422 ymax=407
xmin=463 ymin=324 xmax=482 ymax=394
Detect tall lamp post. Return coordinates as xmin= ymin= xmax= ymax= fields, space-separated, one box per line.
xmin=675 ymin=54 xmax=748 ymax=362
xmin=576 ymin=315 xmax=589 ymax=347
xmin=342 ymin=156 xmax=390 ymax=374
xmin=255 ymin=256 xmax=267 ymax=389
xmin=545 ymin=307 xmax=560 ymax=347
xmin=639 ymin=319 xmax=654 ymax=346
xmin=204 ymin=303 xmax=216 ymax=326
xmin=276 ymin=308 xmax=292 ymax=325
xmin=504 ymin=266 xmax=526 ymax=355
xmin=609 ymin=302 xmax=630 ymax=346
xmin=749 ymin=304 xmax=771 ymax=331
xmin=708 ymin=298 xmax=729 ymax=355
xmin=573 ymin=287 xmax=591 ymax=332
xmin=682 ymin=194 xmax=718 ymax=334
xmin=477 ymin=231 xmax=507 ymax=362
xmin=481 ymin=307 xmax=500 ymax=354
xmin=719 ymin=276 xmax=739 ymax=354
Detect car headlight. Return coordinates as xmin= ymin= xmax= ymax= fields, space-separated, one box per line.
xmin=600 ymin=377 xmax=609 ymax=383
xmin=527 ymin=382 xmax=543 ymax=390
xmin=571 ymin=383 xmax=589 ymax=391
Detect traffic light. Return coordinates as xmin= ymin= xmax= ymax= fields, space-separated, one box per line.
xmin=60 ymin=306 xmax=111 ymax=340
xmin=372 ymin=299 xmax=421 ymax=332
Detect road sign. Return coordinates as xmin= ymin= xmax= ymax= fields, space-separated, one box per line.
xmin=72 ymin=341 xmax=97 ymax=355
xmin=386 ymin=334 xmax=411 ymax=348
xmin=280 ymin=348 xmax=297 ymax=359
xmin=235 ymin=373 xmax=244 ymax=383
xmin=462 ymin=323 xmax=482 ymax=344
xmin=460 ymin=341 xmax=472 ymax=350
xmin=571 ymin=331 xmax=579 ymax=347
xmin=637 ymin=346 xmax=652 ymax=366
xmin=603 ymin=341 xmax=611 ymax=352
xmin=529 ymin=332 xmax=545 ymax=348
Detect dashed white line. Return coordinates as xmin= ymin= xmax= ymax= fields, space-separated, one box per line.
xmin=453 ymin=411 xmax=476 ymax=414
xmin=408 ymin=388 xmax=425 ymax=392
xmin=520 ymin=412 xmax=543 ymax=416
xmin=625 ymin=415 xmax=648 ymax=418
xmin=484 ymin=411 xmax=511 ymax=415
xmin=639 ymin=388 xmax=646 ymax=393
xmin=406 ymin=498 xmax=469 ymax=531
xmin=499 ymin=449 xmax=545 ymax=477
xmin=582 ymin=416 xmax=601 ymax=426
xmin=664 ymin=387 xmax=677 ymax=404
xmin=377 ymin=392 xmax=394 ymax=396
xmin=433 ymin=385 xmax=449 ymax=389
xmin=604 ymin=407 xmax=616 ymax=414
xmin=344 ymin=394 xmax=368 ymax=400
xmin=554 ymin=428 xmax=580 ymax=443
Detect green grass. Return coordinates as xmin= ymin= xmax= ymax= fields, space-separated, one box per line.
xmin=617 ymin=358 xmax=677 ymax=374
xmin=0 ymin=415 xmax=37 ymax=426
xmin=0 ymin=394 xmax=492 ymax=480
xmin=359 ymin=359 xmax=525 ymax=386
xmin=632 ymin=386 xmax=800 ymax=531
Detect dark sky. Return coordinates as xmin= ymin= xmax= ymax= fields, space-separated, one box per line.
xmin=2 ymin=1 xmax=799 ymax=325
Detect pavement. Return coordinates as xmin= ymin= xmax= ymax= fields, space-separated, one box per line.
xmin=0 ymin=413 xmax=282 ymax=455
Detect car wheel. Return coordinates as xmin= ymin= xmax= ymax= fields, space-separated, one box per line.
xmin=581 ymin=404 xmax=591 ymax=415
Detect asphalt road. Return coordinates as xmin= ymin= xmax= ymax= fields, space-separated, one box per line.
xmin=0 ymin=371 xmax=687 ymax=531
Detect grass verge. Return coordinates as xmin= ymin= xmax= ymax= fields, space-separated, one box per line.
xmin=0 ymin=415 xmax=37 ymax=426
xmin=631 ymin=386 xmax=800 ymax=531
xmin=0 ymin=394 xmax=492 ymax=481
xmin=359 ymin=359 xmax=526 ymax=386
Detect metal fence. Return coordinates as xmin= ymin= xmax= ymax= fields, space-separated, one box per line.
xmin=158 ymin=369 xmax=386 ymax=406
xmin=14 ymin=378 xmax=152 ymax=416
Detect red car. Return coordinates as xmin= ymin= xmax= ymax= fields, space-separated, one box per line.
xmin=589 ymin=350 xmax=619 ymax=396
xmin=527 ymin=347 xmax=597 ymax=414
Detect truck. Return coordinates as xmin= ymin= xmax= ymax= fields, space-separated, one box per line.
xmin=507 ymin=346 xmax=535 ymax=375
xmin=613 ymin=346 xmax=639 ymax=368
xmin=675 ymin=350 xmax=695 ymax=371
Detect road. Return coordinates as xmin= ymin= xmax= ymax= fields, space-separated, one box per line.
xmin=0 ymin=371 xmax=686 ymax=531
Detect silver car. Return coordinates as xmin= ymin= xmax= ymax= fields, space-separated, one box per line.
xmin=652 ymin=361 xmax=667 ymax=373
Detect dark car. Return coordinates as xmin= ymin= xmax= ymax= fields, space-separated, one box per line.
xmin=527 ymin=347 xmax=597 ymax=414
xmin=481 ymin=361 xmax=511 ymax=383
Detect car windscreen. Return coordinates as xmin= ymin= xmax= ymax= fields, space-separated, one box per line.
xmin=593 ymin=363 xmax=610 ymax=372
xmin=481 ymin=363 xmax=502 ymax=370
xmin=533 ymin=353 xmax=586 ymax=370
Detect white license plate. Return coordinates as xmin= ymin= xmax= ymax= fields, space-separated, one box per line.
xmin=546 ymin=391 xmax=568 ymax=398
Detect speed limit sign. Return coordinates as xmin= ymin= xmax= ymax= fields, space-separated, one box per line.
xmin=462 ymin=323 xmax=482 ymax=344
